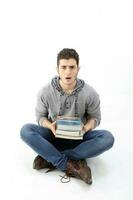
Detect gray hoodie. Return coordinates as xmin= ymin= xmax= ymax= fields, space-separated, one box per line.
xmin=35 ymin=76 xmax=101 ymax=128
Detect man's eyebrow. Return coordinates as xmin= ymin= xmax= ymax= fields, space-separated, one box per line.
xmin=60 ymin=65 xmax=67 ymax=67
xmin=60 ymin=65 xmax=76 ymax=67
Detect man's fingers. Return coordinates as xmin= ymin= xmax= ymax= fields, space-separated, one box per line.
xmin=52 ymin=121 xmax=57 ymax=129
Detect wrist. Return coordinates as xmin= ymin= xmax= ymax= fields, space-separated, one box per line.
xmin=86 ymin=119 xmax=96 ymax=130
xmin=42 ymin=119 xmax=52 ymax=129
xmin=83 ymin=125 xmax=91 ymax=132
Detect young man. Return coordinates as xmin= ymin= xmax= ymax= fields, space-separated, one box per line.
xmin=20 ymin=48 xmax=114 ymax=184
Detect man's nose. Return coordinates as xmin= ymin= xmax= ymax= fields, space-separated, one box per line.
xmin=65 ymin=67 xmax=71 ymax=74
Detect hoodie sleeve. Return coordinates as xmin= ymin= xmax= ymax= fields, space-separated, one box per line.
xmin=35 ymin=88 xmax=48 ymax=125
xmin=86 ymin=90 xmax=101 ymax=127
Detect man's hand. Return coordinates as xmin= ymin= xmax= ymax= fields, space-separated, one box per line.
xmin=82 ymin=118 xmax=96 ymax=133
xmin=82 ymin=125 xmax=87 ymax=133
xmin=42 ymin=119 xmax=57 ymax=135
xmin=49 ymin=121 xmax=57 ymax=135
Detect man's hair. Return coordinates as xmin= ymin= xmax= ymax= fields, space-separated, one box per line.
xmin=57 ymin=48 xmax=79 ymax=66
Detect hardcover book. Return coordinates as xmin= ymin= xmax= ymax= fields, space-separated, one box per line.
xmin=55 ymin=116 xmax=84 ymax=140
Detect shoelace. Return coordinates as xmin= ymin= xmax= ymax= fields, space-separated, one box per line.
xmin=59 ymin=174 xmax=71 ymax=183
xmin=45 ymin=168 xmax=71 ymax=183
xmin=45 ymin=167 xmax=71 ymax=183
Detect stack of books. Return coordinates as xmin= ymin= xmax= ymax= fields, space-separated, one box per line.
xmin=55 ymin=116 xmax=84 ymax=140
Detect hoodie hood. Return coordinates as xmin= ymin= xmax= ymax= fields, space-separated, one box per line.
xmin=51 ymin=76 xmax=85 ymax=95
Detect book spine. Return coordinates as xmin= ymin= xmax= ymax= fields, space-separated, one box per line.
xmin=57 ymin=121 xmax=81 ymax=126
xmin=57 ymin=125 xmax=82 ymax=131
xmin=55 ymin=134 xmax=83 ymax=140
xmin=56 ymin=130 xmax=83 ymax=136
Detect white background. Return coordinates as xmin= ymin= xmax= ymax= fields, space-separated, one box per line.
xmin=0 ymin=0 xmax=133 ymax=200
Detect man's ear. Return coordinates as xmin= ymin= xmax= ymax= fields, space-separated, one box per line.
xmin=78 ymin=66 xmax=80 ymax=72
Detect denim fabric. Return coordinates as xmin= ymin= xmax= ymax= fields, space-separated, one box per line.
xmin=20 ymin=124 xmax=114 ymax=171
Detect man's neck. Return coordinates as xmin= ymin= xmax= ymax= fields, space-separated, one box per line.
xmin=59 ymin=79 xmax=77 ymax=93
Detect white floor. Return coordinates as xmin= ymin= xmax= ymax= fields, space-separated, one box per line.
xmin=3 ymin=94 xmax=133 ymax=200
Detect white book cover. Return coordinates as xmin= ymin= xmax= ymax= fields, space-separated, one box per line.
xmin=55 ymin=134 xmax=83 ymax=140
xmin=56 ymin=129 xmax=83 ymax=136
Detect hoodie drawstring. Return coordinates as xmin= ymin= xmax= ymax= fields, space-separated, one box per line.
xmin=74 ymin=93 xmax=79 ymax=117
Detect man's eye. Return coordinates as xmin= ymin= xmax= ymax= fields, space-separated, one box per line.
xmin=61 ymin=66 xmax=66 ymax=69
xmin=70 ymin=66 xmax=74 ymax=69
xmin=70 ymin=66 xmax=75 ymax=69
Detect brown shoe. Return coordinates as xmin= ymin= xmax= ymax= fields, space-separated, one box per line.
xmin=33 ymin=155 xmax=56 ymax=171
xmin=66 ymin=159 xmax=92 ymax=185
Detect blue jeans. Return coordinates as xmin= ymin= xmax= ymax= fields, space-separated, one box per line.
xmin=20 ymin=123 xmax=114 ymax=171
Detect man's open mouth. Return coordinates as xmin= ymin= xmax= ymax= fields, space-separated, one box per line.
xmin=65 ymin=77 xmax=71 ymax=80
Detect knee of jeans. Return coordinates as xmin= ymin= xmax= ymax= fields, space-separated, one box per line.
xmin=104 ymin=130 xmax=115 ymax=148
xmin=20 ymin=123 xmax=34 ymax=142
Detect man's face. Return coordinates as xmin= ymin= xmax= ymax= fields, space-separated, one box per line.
xmin=57 ymin=58 xmax=80 ymax=86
